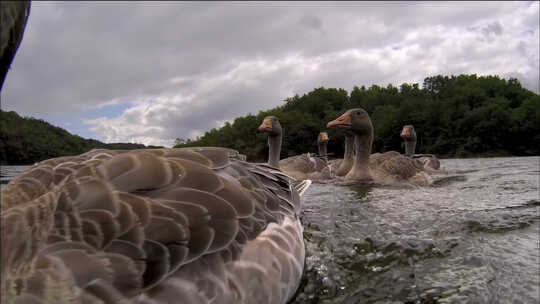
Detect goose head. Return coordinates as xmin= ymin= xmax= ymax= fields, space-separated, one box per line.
xmin=258 ymin=116 xmax=282 ymax=137
xmin=327 ymin=108 xmax=373 ymax=137
xmin=400 ymin=125 xmax=416 ymax=141
xmin=317 ymin=132 xmax=329 ymax=144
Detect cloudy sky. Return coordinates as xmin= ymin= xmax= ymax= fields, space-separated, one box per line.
xmin=2 ymin=1 xmax=538 ymax=147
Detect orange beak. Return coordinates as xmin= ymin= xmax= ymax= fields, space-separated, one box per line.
xmin=327 ymin=112 xmax=351 ymax=128
xmin=401 ymin=127 xmax=411 ymax=137
xmin=320 ymin=132 xmax=329 ymax=141
xmin=258 ymin=118 xmax=273 ymax=132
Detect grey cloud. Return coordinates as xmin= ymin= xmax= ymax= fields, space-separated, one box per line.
xmin=299 ymin=15 xmax=324 ymax=32
xmin=482 ymin=21 xmax=503 ymax=37
xmin=505 ymin=71 xmax=539 ymax=94
xmin=1 ymin=1 xmax=538 ymax=146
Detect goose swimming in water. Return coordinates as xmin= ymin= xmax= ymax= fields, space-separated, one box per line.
xmin=0 ymin=3 xmax=311 ymax=303
xmin=327 ymin=109 xmax=430 ymax=185
xmin=258 ymin=116 xmax=332 ymax=182
xmin=400 ymin=125 xmax=441 ymax=171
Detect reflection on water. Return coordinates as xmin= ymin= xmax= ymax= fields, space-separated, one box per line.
xmin=1 ymin=165 xmax=29 ymax=187
xmin=1 ymin=157 xmax=539 ymax=303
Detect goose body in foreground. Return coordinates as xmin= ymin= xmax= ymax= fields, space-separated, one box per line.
xmin=258 ymin=116 xmax=332 ymax=181
xmin=1 ymin=147 xmax=310 ymax=304
xmin=327 ymin=109 xmax=430 ymax=185
xmin=400 ymin=125 xmax=441 ymax=171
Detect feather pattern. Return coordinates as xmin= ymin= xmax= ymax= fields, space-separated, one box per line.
xmin=279 ymin=153 xmax=333 ymax=182
xmin=1 ymin=147 xmax=309 ymax=304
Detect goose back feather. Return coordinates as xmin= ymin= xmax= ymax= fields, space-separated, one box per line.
xmin=1 ymin=147 xmax=308 ymax=304
xmin=279 ymin=153 xmax=331 ymax=181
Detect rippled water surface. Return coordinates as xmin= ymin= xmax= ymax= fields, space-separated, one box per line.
xmin=293 ymin=157 xmax=540 ymax=304
xmin=2 ymin=157 xmax=539 ymax=303
xmin=0 ymin=165 xmax=28 ymax=187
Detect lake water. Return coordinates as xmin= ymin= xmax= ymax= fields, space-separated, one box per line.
xmin=1 ymin=157 xmax=539 ymax=303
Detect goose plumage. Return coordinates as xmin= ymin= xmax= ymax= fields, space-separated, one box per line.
xmin=258 ymin=116 xmax=332 ymax=182
xmin=327 ymin=109 xmax=430 ymax=185
xmin=1 ymin=147 xmax=310 ymax=303
xmin=400 ymin=125 xmax=441 ymax=171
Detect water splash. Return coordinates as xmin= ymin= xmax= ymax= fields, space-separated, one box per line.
xmin=293 ymin=157 xmax=540 ymax=303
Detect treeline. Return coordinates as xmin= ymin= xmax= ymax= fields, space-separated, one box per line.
xmin=0 ymin=110 xmax=163 ymax=165
xmin=175 ymin=74 xmax=539 ymax=161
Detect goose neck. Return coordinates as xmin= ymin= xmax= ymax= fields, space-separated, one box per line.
xmin=318 ymin=142 xmax=328 ymax=163
xmin=268 ymin=133 xmax=282 ymax=168
xmin=345 ymin=131 xmax=373 ymax=180
xmin=404 ymin=139 xmax=416 ymax=157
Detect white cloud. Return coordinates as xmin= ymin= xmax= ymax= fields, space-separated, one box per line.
xmin=2 ymin=1 xmax=538 ymax=146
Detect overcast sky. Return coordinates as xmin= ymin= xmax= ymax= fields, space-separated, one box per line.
xmin=1 ymin=1 xmax=538 ymax=147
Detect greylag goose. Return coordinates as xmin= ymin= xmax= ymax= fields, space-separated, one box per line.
xmin=329 ymin=132 xmax=355 ymax=177
xmin=327 ymin=109 xmax=430 ymax=185
xmin=258 ymin=116 xmax=332 ymax=182
xmin=0 ymin=3 xmax=311 ymax=302
xmin=400 ymin=125 xmax=441 ymax=171
xmin=0 ymin=0 xmax=30 ymax=91
xmin=1 ymin=147 xmax=311 ymax=303
xmin=400 ymin=125 xmax=417 ymax=158
xmin=317 ymin=132 xmax=329 ymax=163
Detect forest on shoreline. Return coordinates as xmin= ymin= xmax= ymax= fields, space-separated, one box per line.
xmin=175 ymin=74 xmax=539 ymax=162
xmin=1 ymin=74 xmax=538 ymax=165
xmin=0 ymin=110 xmax=162 ymax=165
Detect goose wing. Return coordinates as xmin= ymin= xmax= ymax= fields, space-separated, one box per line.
xmin=280 ymin=154 xmax=331 ymax=182
xmin=1 ymin=147 xmax=308 ymax=303
xmin=368 ymin=151 xmax=430 ymax=185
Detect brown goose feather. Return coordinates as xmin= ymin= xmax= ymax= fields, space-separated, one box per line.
xmin=1 ymin=147 xmax=308 ymax=304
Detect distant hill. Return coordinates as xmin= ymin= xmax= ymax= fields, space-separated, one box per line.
xmin=3 ymin=73 xmax=537 ymax=165
xmin=0 ymin=110 xmax=163 ymax=165
xmin=175 ymin=74 xmax=539 ymax=161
